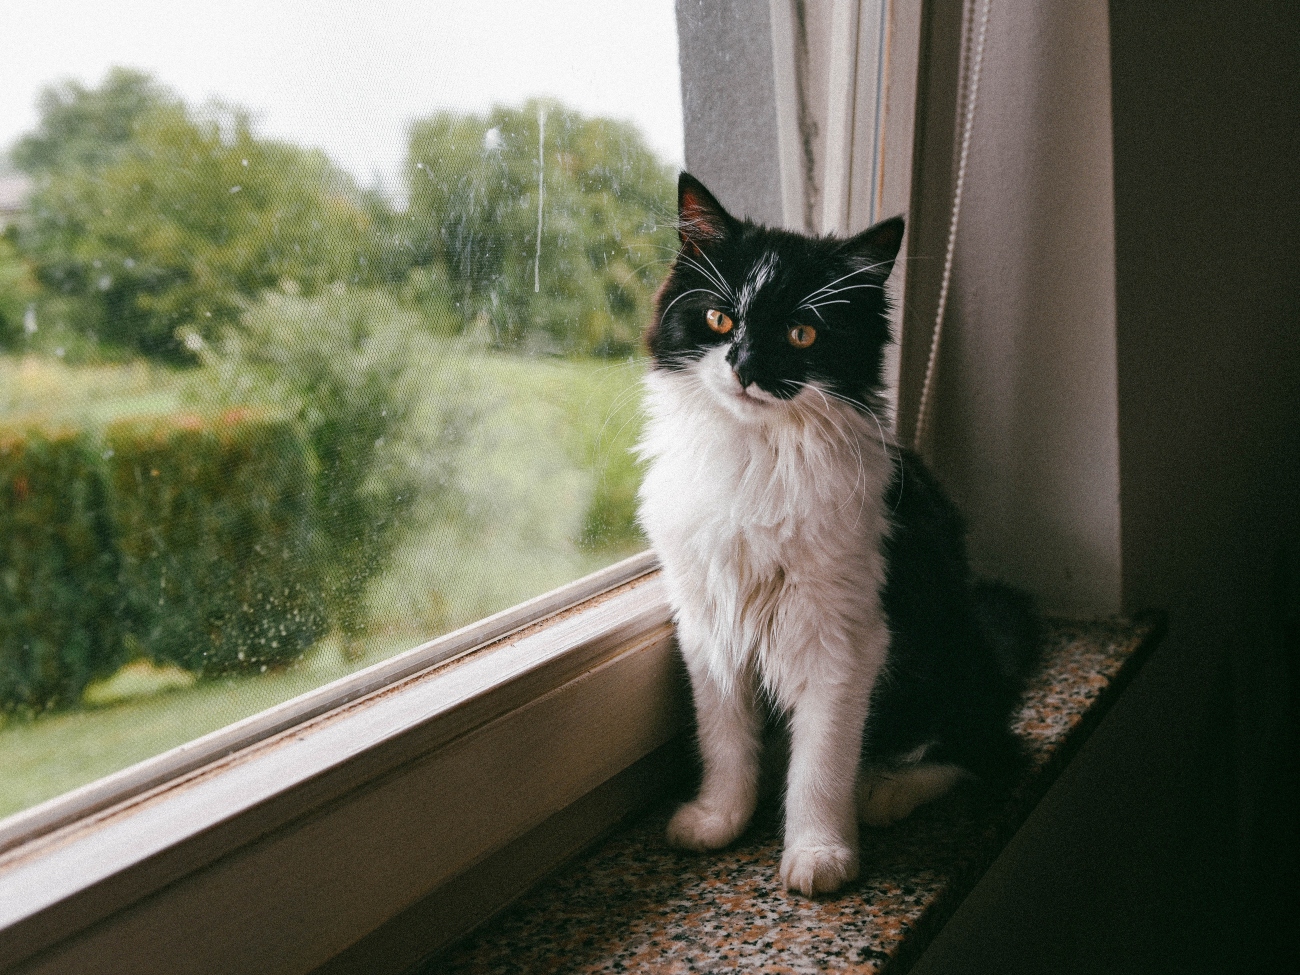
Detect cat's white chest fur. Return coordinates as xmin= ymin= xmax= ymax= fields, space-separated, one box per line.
xmin=637 ymin=353 xmax=894 ymax=710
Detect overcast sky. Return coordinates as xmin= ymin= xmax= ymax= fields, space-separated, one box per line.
xmin=1 ymin=1 xmax=684 ymax=189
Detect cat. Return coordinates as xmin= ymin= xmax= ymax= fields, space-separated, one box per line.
xmin=636 ymin=173 xmax=1039 ymax=897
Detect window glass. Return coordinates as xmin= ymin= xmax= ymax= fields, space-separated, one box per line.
xmin=0 ymin=0 xmax=681 ymax=819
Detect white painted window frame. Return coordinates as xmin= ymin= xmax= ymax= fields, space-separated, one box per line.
xmin=768 ymin=0 xmax=923 ymax=416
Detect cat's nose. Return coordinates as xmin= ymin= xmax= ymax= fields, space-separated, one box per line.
xmin=726 ymin=344 xmax=755 ymax=388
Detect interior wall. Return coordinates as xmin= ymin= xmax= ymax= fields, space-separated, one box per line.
xmin=676 ymin=0 xmax=785 ymax=226
xmin=1109 ymin=0 xmax=1300 ymax=966
xmin=916 ymin=0 xmax=1300 ymax=969
xmin=916 ymin=0 xmax=1122 ymax=617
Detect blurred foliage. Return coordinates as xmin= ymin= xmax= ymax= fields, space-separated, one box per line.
xmin=579 ymin=439 xmax=644 ymax=552
xmin=0 ymin=429 xmax=124 ymax=712
xmin=403 ymin=100 xmax=675 ymax=356
xmin=0 ymin=411 xmax=324 ymax=710
xmin=106 ymin=410 xmax=324 ymax=675
xmin=9 ymin=71 xmax=384 ymax=361
xmin=5 ymin=73 xmax=674 ymax=361
xmin=10 ymin=68 xmax=170 ymax=176
xmin=0 ymin=237 xmax=41 ymax=350
xmin=197 ymin=288 xmax=471 ymax=651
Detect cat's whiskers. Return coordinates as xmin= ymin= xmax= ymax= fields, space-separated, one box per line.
xmin=798 ymin=381 xmax=903 ymax=517
xmin=592 ymin=380 xmax=649 ymax=457
xmin=647 ymin=241 xmax=735 ymax=303
xmin=796 ymin=283 xmax=882 ymax=315
xmin=805 ymin=383 xmax=893 ymax=461
xmin=802 ymin=386 xmax=872 ymax=524
xmin=799 ymin=299 xmax=851 ymax=314
xmin=796 ymin=261 xmax=891 ymax=308
xmin=859 ymin=400 xmax=905 ymax=515
xmin=658 ymin=243 xmax=735 ymax=301
xmin=660 ymin=286 xmax=726 ymax=318
xmin=813 ymin=281 xmax=884 ymax=297
xmin=799 ymin=381 xmax=892 ymax=458
xmin=677 ymin=262 xmax=735 ymax=307
xmin=625 ymin=254 xmax=675 ymax=279
xmin=692 ymin=248 xmax=737 ymax=303
xmin=783 ymin=383 xmax=868 ymax=524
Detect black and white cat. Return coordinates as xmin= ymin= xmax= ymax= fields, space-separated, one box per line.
xmin=636 ymin=173 xmax=1038 ymax=897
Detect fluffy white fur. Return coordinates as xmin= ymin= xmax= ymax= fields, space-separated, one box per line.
xmin=638 ymin=346 xmax=902 ymax=896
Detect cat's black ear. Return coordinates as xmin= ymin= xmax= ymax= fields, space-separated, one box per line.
xmin=840 ymin=215 xmax=905 ymax=278
xmin=678 ymin=172 xmax=732 ymax=252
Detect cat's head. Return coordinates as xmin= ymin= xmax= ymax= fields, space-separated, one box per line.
xmin=647 ymin=172 xmax=904 ymax=421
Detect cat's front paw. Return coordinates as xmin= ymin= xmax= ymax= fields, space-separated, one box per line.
xmin=666 ymin=799 xmax=752 ymax=850
xmin=779 ymin=842 xmax=859 ymax=896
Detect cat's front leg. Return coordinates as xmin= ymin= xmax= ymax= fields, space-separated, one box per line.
xmin=779 ymin=654 xmax=875 ymax=896
xmin=667 ymin=654 xmax=761 ymax=851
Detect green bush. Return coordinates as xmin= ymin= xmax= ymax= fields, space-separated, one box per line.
xmin=578 ymin=441 xmax=644 ymax=552
xmin=0 ymin=408 xmax=324 ymax=709
xmin=0 ymin=428 xmax=124 ymax=711
xmin=0 ymin=236 xmax=40 ymax=351
xmin=107 ymin=410 xmax=325 ymax=674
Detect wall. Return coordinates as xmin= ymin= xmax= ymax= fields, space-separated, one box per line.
xmin=675 ymin=0 xmax=785 ymax=226
xmin=1109 ymin=0 xmax=1300 ymax=966
xmin=903 ymin=0 xmax=1123 ymax=617
xmin=913 ymin=0 xmax=1300 ymax=970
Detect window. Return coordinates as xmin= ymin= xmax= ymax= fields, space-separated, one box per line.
xmin=1 ymin=0 xmax=682 ymax=820
xmin=0 ymin=3 xmax=933 ymax=972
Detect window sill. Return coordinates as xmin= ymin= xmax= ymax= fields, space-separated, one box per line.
xmin=416 ymin=616 xmax=1165 ymax=975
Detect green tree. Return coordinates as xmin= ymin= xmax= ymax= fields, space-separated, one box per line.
xmin=12 ymin=72 xmax=388 ymax=361
xmin=404 ymin=100 xmax=675 ymax=357
xmin=10 ymin=67 xmax=171 ymax=176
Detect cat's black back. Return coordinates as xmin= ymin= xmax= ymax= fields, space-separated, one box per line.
xmin=870 ymin=448 xmax=1040 ymax=784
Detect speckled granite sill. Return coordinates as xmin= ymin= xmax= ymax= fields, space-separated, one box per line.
xmin=421 ymin=615 xmax=1164 ymax=975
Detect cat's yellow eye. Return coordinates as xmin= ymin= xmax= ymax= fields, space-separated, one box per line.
xmin=788 ymin=324 xmax=817 ymax=348
xmin=705 ymin=309 xmax=733 ymax=334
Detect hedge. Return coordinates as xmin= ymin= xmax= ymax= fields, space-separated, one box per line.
xmin=0 ymin=428 xmax=125 ymax=711
xmin=0 ymin=409 xmax=324 ymax=711
xmin=107 ymin=409 xmax=325 ymax=675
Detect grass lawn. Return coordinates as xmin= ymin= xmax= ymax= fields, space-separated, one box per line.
xmin=0 ymin=347 xmax=648 ymax=820
xmin=0 ymin=356 xmax=184 ymax=426
xmin=0 ymin=639 xmax=372 ymax=817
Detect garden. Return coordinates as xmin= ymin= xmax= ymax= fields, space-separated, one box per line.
xmin=0 ymin=69 xmax=671 ymax=816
